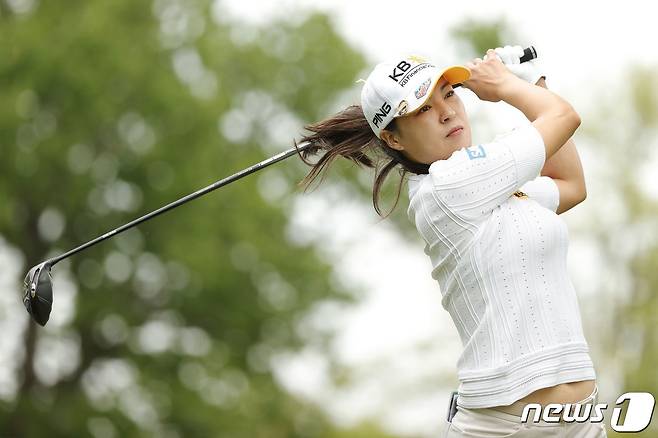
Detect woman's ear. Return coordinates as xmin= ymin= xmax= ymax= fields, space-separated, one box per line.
xmin=380 ymin=129 xmax=404 ymax=152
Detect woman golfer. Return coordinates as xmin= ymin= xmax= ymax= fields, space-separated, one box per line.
xmin=296 ymin=46 xmax=606 ymax=437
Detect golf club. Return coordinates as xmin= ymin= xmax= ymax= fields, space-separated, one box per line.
xmin=23 ymin=141 xmax=313 ymax=326
xmin=22 ymin=46 xmax=538 ymax=327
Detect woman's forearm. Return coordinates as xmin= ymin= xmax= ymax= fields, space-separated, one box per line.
xmin=498 ymin=76 xmax=581 ymax=160
xmin=464 ymin=53 xmax=581 ymax=162
xmin=532 ymin=78 xmax=587 ymax=213
xmin=535 ymin=79 xmax=586 ymax=187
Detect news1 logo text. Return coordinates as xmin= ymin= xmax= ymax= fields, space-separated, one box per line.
xmin=521 ymin=392 xmax=655 ymax=432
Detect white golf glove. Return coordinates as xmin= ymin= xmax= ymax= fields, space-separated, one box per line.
xmin=484 ymin=45 xmax=545 ymax=85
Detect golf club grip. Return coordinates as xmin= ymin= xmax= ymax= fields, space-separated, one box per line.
xmin=520 ymin=46 xmax=537 ymax=63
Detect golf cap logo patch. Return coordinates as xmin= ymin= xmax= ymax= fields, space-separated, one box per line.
xmin=415 ymin=78 xmax=431 ymax=99
xmin=396 ymin=100 xmax=408 ymax=116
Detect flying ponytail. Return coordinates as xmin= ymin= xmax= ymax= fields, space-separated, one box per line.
xmin=294 ymin=105 xmax=429 ymax=218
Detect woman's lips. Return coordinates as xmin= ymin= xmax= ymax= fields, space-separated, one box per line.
xmin=447 ymin=127 xmax=463 ymax=137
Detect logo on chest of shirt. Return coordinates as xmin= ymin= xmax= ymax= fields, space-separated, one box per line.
xmin=466 ymin=145 xmax=486 ymax=160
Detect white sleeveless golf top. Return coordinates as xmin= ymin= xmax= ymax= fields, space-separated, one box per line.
xmin=407 ymin=124 xmax=596 ymax=409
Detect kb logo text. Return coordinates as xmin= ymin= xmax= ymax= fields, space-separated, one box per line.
xmin=388 ymin=60 xmax=412 ymax=83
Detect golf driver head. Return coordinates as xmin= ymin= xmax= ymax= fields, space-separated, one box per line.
xmin=23 ymin=261 xmax=53 ymax=326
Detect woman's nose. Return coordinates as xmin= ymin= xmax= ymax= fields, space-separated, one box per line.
xmin=441 ymin=108 xmax=456 ymax=123
xmin=438 ymin=102 xmax=456 ymax=123
xmin=432 ymin=93 xmax=455 ymax=123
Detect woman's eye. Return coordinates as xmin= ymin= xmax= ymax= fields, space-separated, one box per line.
xmin=419 ymin=105 xmax=431 ymax=113
xmin=446 ymin=90 xmax=455 ymax=98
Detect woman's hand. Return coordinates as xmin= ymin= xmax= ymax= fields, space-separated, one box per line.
xmin=462 ymin=49 xmax=521 ymax=102
xmin=463 ymin=49 xmax=581 ymax=169
xmin=494 ymin=45 xmax=545 ymax=85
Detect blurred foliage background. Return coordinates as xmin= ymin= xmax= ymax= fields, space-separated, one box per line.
xmin=1 ymin=0 xmax=656 ymax=437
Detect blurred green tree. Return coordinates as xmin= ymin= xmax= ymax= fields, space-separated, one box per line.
xmin=576 ymin=64 xmax=658 ymax=436
xmin=0 ymin=0 xmax=396 ymax=436
xmin=448 ymin=16 xmax=519 ymax=60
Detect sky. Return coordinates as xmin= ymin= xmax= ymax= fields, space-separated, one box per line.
xmin=219 ymin=0 xmax=656 ymax=92
xmin=217 ymin=0 xmax=658 ymax=436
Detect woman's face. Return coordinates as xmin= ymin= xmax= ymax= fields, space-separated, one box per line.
xmin=382 ymin=77 xmax=472 ymax=164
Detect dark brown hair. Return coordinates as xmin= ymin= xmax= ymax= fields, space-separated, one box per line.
xmin=294 ymin=105 xmax=429 ymax=218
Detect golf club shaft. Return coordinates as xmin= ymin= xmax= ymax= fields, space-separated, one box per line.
xmin=43 ymin=46 xmax=539 ymax=268
xmin=48 ymin=142 xmax=313 ymax=266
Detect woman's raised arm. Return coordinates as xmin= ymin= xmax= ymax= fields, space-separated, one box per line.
xmin=463 ymin=49 xmax=581 ymax=162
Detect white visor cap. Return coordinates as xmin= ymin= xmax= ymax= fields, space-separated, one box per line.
xmin=360 ymin=55 xmax=471 ymax=138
